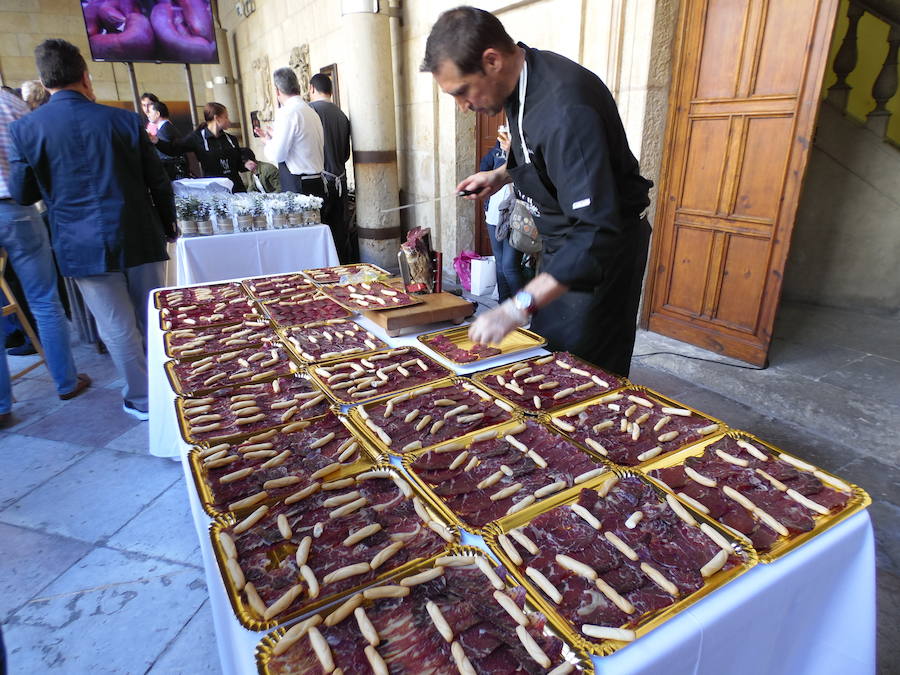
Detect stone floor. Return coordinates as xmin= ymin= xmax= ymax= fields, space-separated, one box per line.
xmin=0 ymin=299 xmax=896 ymax=674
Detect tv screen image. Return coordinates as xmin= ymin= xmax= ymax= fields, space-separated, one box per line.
xmin=81 ymin=0 xmax=219 ymax=64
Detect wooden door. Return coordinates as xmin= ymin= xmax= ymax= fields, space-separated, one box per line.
xmin=474 ymin=111 xmax=506 ymax=255
xmin=643 ymin=0 xmax=839 ymax=366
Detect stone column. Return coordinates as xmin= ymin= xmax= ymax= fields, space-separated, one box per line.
xmin=342 ymin=0 xmax=402 ymax=269
xmin=206 ymin=15 xmax=243 ymax=142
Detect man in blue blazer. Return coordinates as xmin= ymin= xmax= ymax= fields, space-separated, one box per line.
xmin=8 ymin=39 xmax=176 ymax=420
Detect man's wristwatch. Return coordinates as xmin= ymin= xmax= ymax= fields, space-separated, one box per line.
xmin=512 ymin=290 xmax=537 ymax=316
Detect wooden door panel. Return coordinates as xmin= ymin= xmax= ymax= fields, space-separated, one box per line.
xmin=732 ymin=116 xmax=794 ymax=219
xmin=716 ymin=234 xmax=769 ymax=330
xmin=754 ymin=0 xmax=818 ymax=95
xmin=681 ymin=118 xmax=731 ymax=212
xmin=644 ymin=0 xmax=839 ymax=366
xmin=696 ymin=0 xmax=750 ymax=99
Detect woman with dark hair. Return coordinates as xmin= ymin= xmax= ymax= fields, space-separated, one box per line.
xmin=151 ymin=102 xmax=248 ymax=192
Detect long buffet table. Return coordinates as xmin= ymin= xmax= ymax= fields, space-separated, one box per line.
xmin=147 ymin=275 xmax=876 ymax=675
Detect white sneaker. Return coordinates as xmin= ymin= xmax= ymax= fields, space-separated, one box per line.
xmin=122 ymin=401 xmax=150 ymax=421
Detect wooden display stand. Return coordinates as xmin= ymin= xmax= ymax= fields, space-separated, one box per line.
xmin=363 ymin=292 xmax=475 ymax=337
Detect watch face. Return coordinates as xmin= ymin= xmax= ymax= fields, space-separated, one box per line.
xmin=515 ymin=291 xmax=534 ymax=312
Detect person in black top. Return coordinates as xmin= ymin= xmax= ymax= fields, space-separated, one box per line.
xmin=479 ymin=131 xmax=522 ymax=301
xmin=151 ymin=102 xmax=247 ymax=192
xmin=308 ymin=73 xmax=352 ymax=261
xmin=422 ymin=7 xmax=652 ymax=376
xmin=147 ymin=100 xmax=188 ymax=180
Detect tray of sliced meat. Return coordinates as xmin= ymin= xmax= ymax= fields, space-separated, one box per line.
xmin=154 ymin=281 xmax=248 ymax=309
xmin=256 ymin=545 xmax=594 ymax=675
xmin=159 ymin=294 xmax=262 ymax=331
xmin=164 ymin=341 xmax=300 ymax=396
xmin=318 ymin=280 xmax=422 ymax=312
xmin=242 ymin=273 xmax=318 ymax=301
xmin=189 ymin=410 xmax=380 ymax=518
xmin=163 ymin=318 xmax=277 ymax=359
xmin=643 ymin=431 xmax=870 ymax=563
xmin=175 ymin=375 xmax=331 ymax=445
xmin=346 ymin=378 xmax=516 ymax=456
xmin=473 ymin=352 xmax=626 ymax=414
xmin=547 ymin=386 xmax=725 ymax=468
xmin=403 ymin=417 xmax=614 ymax=534
xmin=301 ymin=263 xmax=390 ymax=285
xmin=308 ymin=346 xmax=452 ymax=405
xmin=209 ymin=464 xmax=457 ymax=630
xmin=260 ymin=295 xmax=351 ymax=327
xmin=279 ymin=319 xmax=387 ymax=364
xmin=484 ymin=472 xmax=757 ymax=656
xmin=417 ymin=324 xmax=547 ymax=366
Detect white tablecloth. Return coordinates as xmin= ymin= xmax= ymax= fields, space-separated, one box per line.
xmin=174 ymin=225 xmax=339 ymax=285
xmin=146 ymin=281 xmax=876 ymax=675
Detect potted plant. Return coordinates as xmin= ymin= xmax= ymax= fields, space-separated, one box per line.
xmin=251 ymin=194 xmax=268 ymax=231
xmin=195 ymin=197 xmax=213 ymax=235
xmin=285 ymin=192 xmax=304 ymax=226
xmin=301 ymin=194 xmax=324 ymax=225
xmin=232 ymin=195 xmax=254 ymax=232
xmin=211 ymin=195 xmax=234 ymax=234
xmin=175 ymin=196 xmax=199 ymax=237
xmin=270 ymin=195 xmax=290 ymax=229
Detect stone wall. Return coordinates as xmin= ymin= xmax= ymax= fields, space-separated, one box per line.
xmin=0 ymin=0 xmax=207 ymax=110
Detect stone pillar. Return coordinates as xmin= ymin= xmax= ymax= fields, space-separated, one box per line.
xmin=207 ymin=19 xmax=243 ymax=142
xmin=342 ymin=0 xmax=402 ymax=269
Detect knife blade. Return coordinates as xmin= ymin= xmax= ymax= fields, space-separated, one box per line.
xmin=379 ymin=190 xmax=477 ymax=214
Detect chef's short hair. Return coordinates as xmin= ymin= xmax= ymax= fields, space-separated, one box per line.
xmin=273 ymin=67 xmax=302 ymax=96
xmin=149 ymin=100 xmax=169 ymax=118
xmin=420 ymin=6 xmax=516 ymax=75
xmin=310 ymin=73 xmax=333 ymax=96
xmin=35 ymin=39 xmax=86 ymax=89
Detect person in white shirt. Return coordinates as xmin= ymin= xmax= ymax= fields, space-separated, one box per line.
xmin=263 ymin=67 xmax=325 ymax=198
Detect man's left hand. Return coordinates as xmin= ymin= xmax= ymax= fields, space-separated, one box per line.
xmin=468 ymin=300 xmax=528 ymax=346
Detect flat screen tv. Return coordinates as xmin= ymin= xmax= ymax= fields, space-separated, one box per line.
xmin=81 ymin=0 xmax=219 ymax=64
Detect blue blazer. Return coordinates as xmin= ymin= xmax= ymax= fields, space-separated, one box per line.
xmin=8 ymin=90 xmax=174 ymax=277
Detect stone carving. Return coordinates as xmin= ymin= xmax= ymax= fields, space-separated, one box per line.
xmin=289 ymin=44 xmax=312 ymax=101
xmin=252 ymin=54 xmax=274 ymax=122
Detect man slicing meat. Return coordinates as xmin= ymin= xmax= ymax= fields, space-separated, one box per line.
xmin=421 ymin=7 xmax=652 ymax=376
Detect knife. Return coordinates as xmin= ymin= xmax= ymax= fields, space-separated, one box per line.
xmin=380 ymin=190 xmax=478 ymax=213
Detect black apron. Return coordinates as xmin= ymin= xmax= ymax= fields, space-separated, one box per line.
xmin=507 ymin=62 xmax=650 ymax=377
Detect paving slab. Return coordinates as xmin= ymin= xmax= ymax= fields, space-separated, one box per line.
xmin=106 ymin=480 xmax=201 ymax=566
xmin=0 ymin=450 xmax=180 ymax=543
xmin=2 ymin=547 xmax=207 ymax=674
xmin=869 ymin=502 xmax=900 ymax=577
xmin=147 ymin=599 xmax=221 ymax=675
xmin=625 ymin=362 xmax=696 ymax=399
xmin=16 ymin=387 xmax=141 ymax=447
xmin=0 ymin=434 xmax=94 ymax=509
xmin=103 ymin=421 xmax=151 ymax=455
xmin=774 ymin=303 xmax=900 ymax=362
xmin=818 ymin=355 xmax=900 ymax=405
xmin=766 ymin=337 xmax=868 ymax=381
xmin=876 ymin=569 xmax=900 ymax=674
xmin=5 ymin=377 xmax=69 ymax=431
xmin=0 ymin=523 xmax=90 ymax=620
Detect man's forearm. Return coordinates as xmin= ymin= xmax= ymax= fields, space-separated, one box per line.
xmin=523 ymin=272 xmax=568 ymax=311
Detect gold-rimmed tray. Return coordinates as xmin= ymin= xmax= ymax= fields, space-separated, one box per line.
xmin=400 ymin=416 xmax=614 ymax=535
xmin=544 ymin=384 xmax=727 ymax=470
xmin=163 ymin=318 xmax=277 ymax=359
xmin=301 ymin=263 xmax=390 ymax=285
xmin=241 ymin=273 xmax=318 ymax=301
xmin=639 ymin=429 xmax=871 ymax=563
xmin=318 ymin=280 xmax=423 ymax=313
xmin=254 ymin=545 xmax=595 ymax=674
xmin=153 ymin=281 xmax=249 ymax=309
xmin=472 ymin=351 xmax=628 ymax=415
xmin=306 ymin=346 xmax=453 ymax=405
xmin=416 ymin=324 xmax=547 ymax=367
xmin=208 ymin=463 xmax=459 ymax=631
xmin=259 ymin=294 xmax=351 ymax=328
xmin=483 ymin=470 xmax=758 ymax=657
xmin=345 ymin=377 xmax=517 ymax=456
xmin=187 ymin=410 xmax=381 ymax=519
xmin=277 ymin=319 xmax=388 ymax=365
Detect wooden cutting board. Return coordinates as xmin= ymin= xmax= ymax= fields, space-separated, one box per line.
xmin=363 ymin=292 xmax=475 ymax=336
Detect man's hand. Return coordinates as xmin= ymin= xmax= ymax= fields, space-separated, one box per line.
xmin=261 ymin=126 xmax=273 ymax=141
xmin=457 ymin=165 xmax=510 ymax=201
xmin=165 ymin=222 xmax=180 ymax=243
xmin=468 ymin=300 xmax=529 ymax=346
xmin=244 ymin=160 xmax=258 ymax=173
xmin=148 ymin=132 xmax=159 ymax=145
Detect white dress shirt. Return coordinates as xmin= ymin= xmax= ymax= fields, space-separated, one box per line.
xmin=264 ymin=95 xmax=324 ymax=176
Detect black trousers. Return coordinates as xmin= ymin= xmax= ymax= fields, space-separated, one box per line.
xmin=278 ymin=164 xmax=326 ymax=200
xmin=322 ymin=177 xmax=350 ymax=263
xmin=530 ymin=216 xmax=651 ymax=378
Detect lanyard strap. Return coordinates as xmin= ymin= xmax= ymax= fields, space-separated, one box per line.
xmin=517 ymin=59 xmax=530 ymax=165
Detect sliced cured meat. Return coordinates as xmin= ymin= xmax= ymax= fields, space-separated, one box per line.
xmin=409 ymin=419 xmax=606 ymax=529
xmin=222 ymin=470 xmax=448 ymax=624
xmin=261 ymin=295 xmax=350 ymax=327
xmin=193 ymin=410 xmax=368 ymax=514
xmin=558 ymin=388 xmax=720 ymax=466
xmin=424 ymin=333 xmax=503 ymax=364
xmin=179 ymin=375 xmax=329 ymax=444
xmin=320 ymin=280 xmax=420 ymax=312
xmin=243 ymin=273 xmax=317 ymax=300
xmin=283 ymin=319 xmax=387 ymax=363
xmin=357 ymin=379 xmax=512 ymax=452
xmin=168 ymin=341 xmax=298 ymax=395
xmin=155 ymin=282 xmax=246 ymax=309
xmin=301 ymin=263 xmax=390 ymax=285
xmin=264 ymin=561 xmax=584 ymax=674
xmin=312 ymin=347 xmax=451 ymax=404
xmin=501 ymin=476 xmax=743 ymax=648
xmin=160 ymin=294 xmax=260 ymax=331
xmin=165 ymin=318 xmax=276 ymax=358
